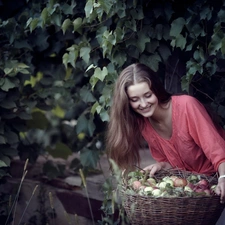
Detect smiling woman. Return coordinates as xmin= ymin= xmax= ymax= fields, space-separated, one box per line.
xmin=106 ymin=63 xmax=225 ymax=204
xmin=127 ymin=82 xmax=158 ymax=117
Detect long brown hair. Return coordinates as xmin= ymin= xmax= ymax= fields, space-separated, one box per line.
xmin=106 ymin=63 xmax=172 ymax=170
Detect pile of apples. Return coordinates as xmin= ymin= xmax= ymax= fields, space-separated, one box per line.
xmin=124 ymin=170 xmax=217 ymax=197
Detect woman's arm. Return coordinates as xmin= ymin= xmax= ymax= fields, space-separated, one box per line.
xmin=216 ymin=162 xmax=225 ymax=203
xmin=143 ymin=162 xmax=172 ymax=177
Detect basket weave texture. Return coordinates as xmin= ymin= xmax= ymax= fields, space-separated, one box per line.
xmin=120 ymin=169 xmax=225 ymax=225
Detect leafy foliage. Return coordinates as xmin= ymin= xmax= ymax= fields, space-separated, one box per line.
xmin=0 ymin=0 xmax=225 ymax=181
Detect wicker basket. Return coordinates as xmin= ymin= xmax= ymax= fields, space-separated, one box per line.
xmin=120 ymin=169 xmax=225 ymax=225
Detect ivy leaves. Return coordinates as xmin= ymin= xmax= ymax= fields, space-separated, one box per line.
xmin=1 ymin=0 xmax=225 ymax=179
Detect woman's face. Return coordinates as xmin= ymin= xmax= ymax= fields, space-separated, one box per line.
xmin=127 ymin=82 xmax=158 ymax=118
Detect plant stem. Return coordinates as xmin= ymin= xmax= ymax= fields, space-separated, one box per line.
xmin=4 ymin=170 xmax=28 ymax=225
xmin=17 ymin=185 xmax=39 ymax=225
xmin=79 ymin=169 xmax=95 ymax=225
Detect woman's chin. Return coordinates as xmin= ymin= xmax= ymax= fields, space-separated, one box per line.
xmin=139 ymin=111 xmax=153 ymax=118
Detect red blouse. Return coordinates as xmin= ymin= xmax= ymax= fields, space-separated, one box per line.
xmin=141 ymin=95 xmax=225 ymax=175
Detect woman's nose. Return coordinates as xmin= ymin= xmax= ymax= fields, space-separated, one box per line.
xmin=139 ymin=98 xmax=147 ymax=107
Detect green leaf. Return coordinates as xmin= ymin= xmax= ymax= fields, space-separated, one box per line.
xmin=0 ymin=160 xmax=7 ymax=168
xmin=98 ymin=0 xmax=114 ymax=14
xmin=27 ymin=111 xmax=49 ymax=129
xmin=158 ymin=44 xmax=171 ymax=63
xmin=76 ymin=114 xmax=96 ymax=136
xmin=140 ymin=54 xmax=161 ymax=72
xmin=30 ymin=18 xmax=39 ymax=32
xmin=5 ymin=130 xmax=19 ymax=144
xmin=1 ymin=147 xmax=18 ymax=157
xmin=0 ymin=100 xmax=16 ymax=109
xmin=130 ymin=6 xmax=144 ymax=20
xmin=137 ymin=31 xmax=150 ymax=53
xmin=170 ymin=17 xmax=185 ymax=37
xmin=208 ymin=30 xmax=224 ymax=55
xmin=80 ymin=148 xmax=100 ymax=168
xmin=0 ymin=78 xmax=17 ymax=91
xmin=91 ymin=101 xmax=100 ymax=114
xmin=87 ymin=116 xmax=96 ymax=136
xmin=73 ymin=17 xmax=82 ymax=32
xmin=4 ymin=68 xmax=14 ymax=75
xmin=0 ymin=135 xmax=6 ymax=144
xmin=221 ymin=37 xmax=225 ymax=55
xmin=100 ymin=110 xmax=109 ymax=122
xmin=79 ymin=86 xmax=96 ymax=103
xmin=46 ymin=142 xmax=72 ymax=159
xmin=171 ymin=34 xmax=187 ymax=50
xmin=93 ymin=67 xmax=108 ymax=82
xmin=76 ymin=114 xmax=88 ymax=134
xmin=200 ymin=6 xmax=212 ymax=20
xmin=218 ymin=8 xmax=225 ymax=22
xmin=112 ymin=51 xmax=127 ymax=66
xmin=41 ymin=8 xmax=48 ymax=25
xmin=80 ymin=47 xmax=91 ymax=64
xmin=62 ymin=53 xmax=69 ymax=69
xmin=181 ymin=76 xmax=190 ymax=93
xmin=155 ymin=24 xmax=164 ymax=40
xmin=62 ymin=18 xmax=72 ymax=34
xmin=52 ymin=105 xmax=65 ymax=118
xmin=85 ymin=0 xmax=93 ymax=18
xmin=61 ymin=2 xmax=75 ymax=15
xmin=0 ymin=156 xmax=11 ymax=167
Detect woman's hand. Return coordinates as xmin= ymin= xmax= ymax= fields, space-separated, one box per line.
xmin=215 ymin=178 xmax=225 ymax=204
xmin=217 ymin=162 xmax=225 ymax=203
xmin=143 ymin=162 xmax=172 ymax=177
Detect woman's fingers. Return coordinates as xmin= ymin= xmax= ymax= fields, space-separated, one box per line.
xmin=143 ymin=163 xmax=161 ymax=177
xmin=215 ymin=181 xmax=225 ymax=204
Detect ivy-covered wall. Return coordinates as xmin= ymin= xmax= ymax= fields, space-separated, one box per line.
xmin=0 ymin=0 xmax=225 ymax=180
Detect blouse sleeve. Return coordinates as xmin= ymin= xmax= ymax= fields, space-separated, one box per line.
xmin=184 ymin=96 xmax=225 ymax=171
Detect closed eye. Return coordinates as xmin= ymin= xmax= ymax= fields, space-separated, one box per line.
xmin=129 ymin=98 xmax=138 ymax=102
xmin=145 ymin=93 xmax=152 ymax=98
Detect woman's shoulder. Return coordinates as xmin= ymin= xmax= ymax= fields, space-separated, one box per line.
xmin=172 ymin=94 xmax=199 ymax=105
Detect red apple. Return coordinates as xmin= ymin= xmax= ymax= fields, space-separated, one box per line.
xmin=173 ymin=178 xmax=188 ymax=187
xmin=132 ymin=180 xmax=142 ymax=190
xmin=198 ymin=179 xmax=208 ymax=186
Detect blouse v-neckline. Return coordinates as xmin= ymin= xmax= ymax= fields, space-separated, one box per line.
xmin=148 ymin=97 xmax=175 ymax=142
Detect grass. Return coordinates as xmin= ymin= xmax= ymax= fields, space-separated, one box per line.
xmin=2 ymin=159 xmax=127 ymax=225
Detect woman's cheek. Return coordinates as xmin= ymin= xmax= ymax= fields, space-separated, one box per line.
xmin=130 ymin=102 xmax=138 ymax=110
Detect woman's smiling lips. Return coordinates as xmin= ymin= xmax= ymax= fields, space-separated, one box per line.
xmin=139 ymin=105 xmax=152 ymax=113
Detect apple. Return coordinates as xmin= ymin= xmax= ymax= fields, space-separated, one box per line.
xmin=152 ymin=188 xmax=161 ymax=196
xmin=132 ymin=180 xmax=142 ymax=190
xmin=173 ymin=178 xmax=187 ymax=187
xmin=158 ymin=181 xmax=167 ymax=189
xmin=147 ymin=178 xmax=157 ymax=186
xmin=197 ymin=179 xmax=209 ymax=186
xmin=144 ymin=186 xmax=153 ymax=193
xmin=184 ymin=186 xmax=193 ymax=192
xmin=162 ymin=176 xmax=170 ymax=181
xmin=170 ymin=175 xmax=179 ymax=181
xmin=164 ymin=178 xmax=174 ymax=187
xmin=139 ymin=185 xmax=146 ymax=190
